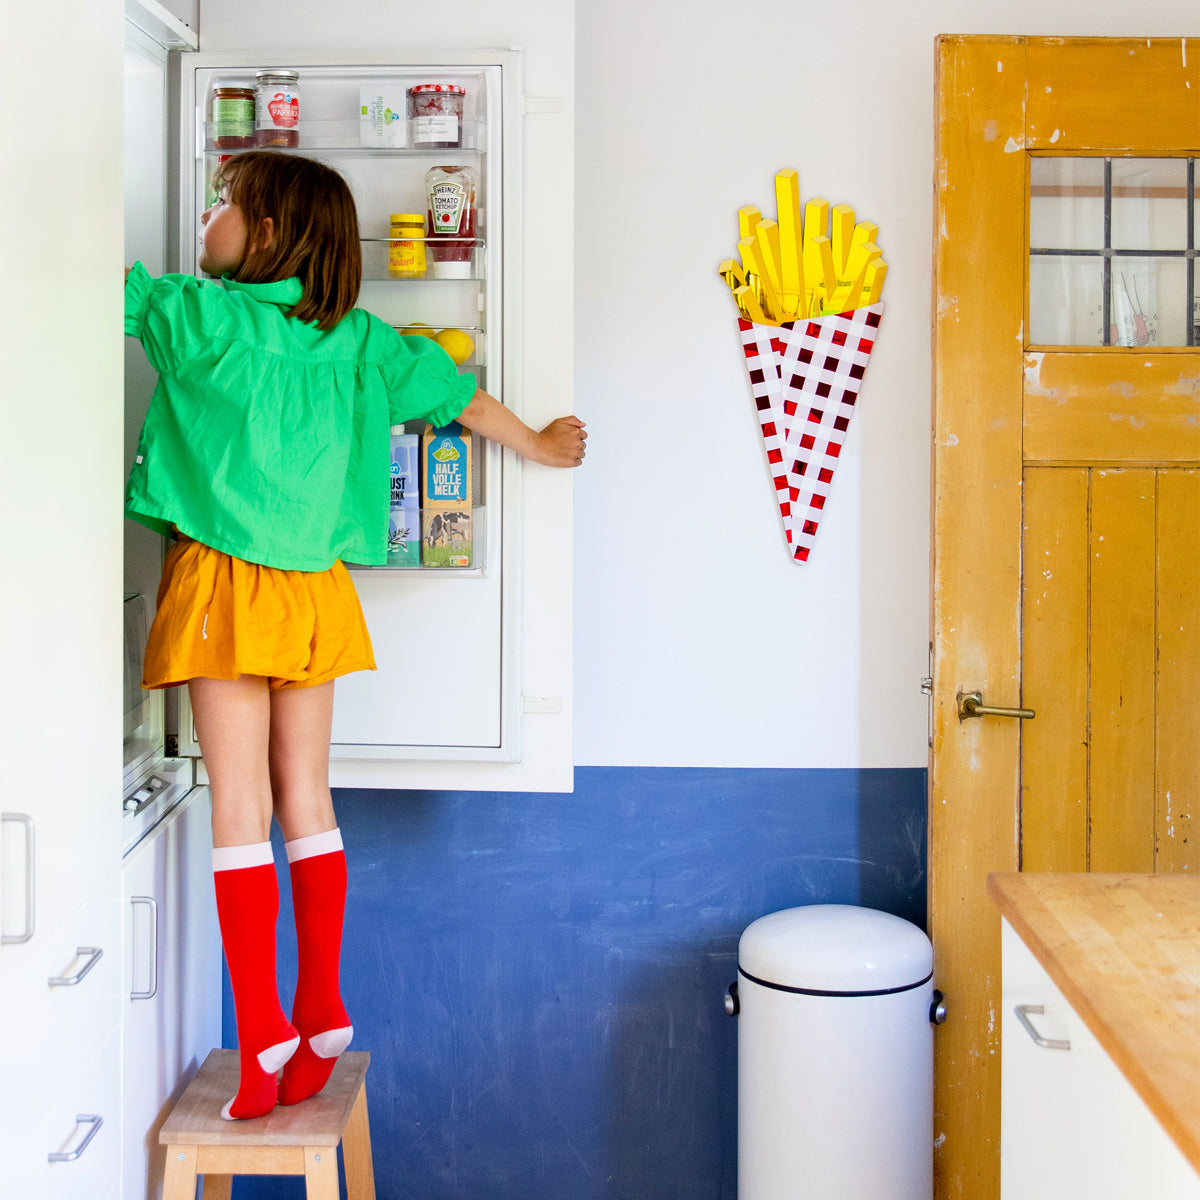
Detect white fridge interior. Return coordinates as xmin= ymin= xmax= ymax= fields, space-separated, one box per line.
xmin=172 ymin=54 xmax=524 ymax=761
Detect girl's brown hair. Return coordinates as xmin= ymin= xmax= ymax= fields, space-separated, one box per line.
xmin=216 ymin=151 xmax=362 ymax=330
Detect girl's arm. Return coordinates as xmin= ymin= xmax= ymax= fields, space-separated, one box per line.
xmin=458 ymin=388 xmax=586 ymax=468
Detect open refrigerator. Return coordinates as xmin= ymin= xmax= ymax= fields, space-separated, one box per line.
xmin=164 ymin=50 xmax=525 ymax=766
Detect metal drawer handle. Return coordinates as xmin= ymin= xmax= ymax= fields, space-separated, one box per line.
xmin=130 ymin=896 xmax=159 ymax=1000
xmin=1014 ymin=1003 xmax=1070 ymax=1050
xmin=49 ymin=946 xmax=104 ymax=987
xmin=1 ymin=812 xmax=35 ymax=944
xmin=48 ymin=1114 xmax=103 ymax=1162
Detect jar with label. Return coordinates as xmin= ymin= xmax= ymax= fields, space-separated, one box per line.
xmin=388 ymin=214 xmax=426 ymax=279
xmin=408 ymin=84 xmax=466 ymax=149
xmin=425 ymin=164 xmax=478 ymax=278
xmin=212 ymin=84 xmax=255 ymax=149
xmin=255 ymin=70 xmax=300 ymax=147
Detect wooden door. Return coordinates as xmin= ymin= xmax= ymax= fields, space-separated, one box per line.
xmin=931 ymin=36 xmax=1200 ymax=1200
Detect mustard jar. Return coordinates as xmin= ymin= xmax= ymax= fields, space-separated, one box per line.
xmin=388 ymin=213 xmax=427 ymax=279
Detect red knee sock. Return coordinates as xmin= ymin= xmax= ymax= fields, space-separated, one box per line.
xmin=278 ymin=829 xmax=353 ymax=1106
xmin=213 ymin=843 xmax=300 ymax=1120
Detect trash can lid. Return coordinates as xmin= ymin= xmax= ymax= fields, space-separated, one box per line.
xmin=738 ymin=905 xmax=933 ymax=994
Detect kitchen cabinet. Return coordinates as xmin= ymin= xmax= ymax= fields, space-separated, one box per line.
xmin=992 ymin=873 xmax=1200 ymax=1199
xmin=121 ymin=786 xmax=221 ymax=1200
xmin=0 ymin=877 xmax=123 ymax=1196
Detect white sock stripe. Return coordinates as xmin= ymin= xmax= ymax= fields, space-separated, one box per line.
xmin=212 ymin=841 xmax=275 ymax=873
xmin=284 ymin=828 xmax=344 ymax=863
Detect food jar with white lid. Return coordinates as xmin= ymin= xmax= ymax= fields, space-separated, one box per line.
xmin=255 ymin=70 xmax=300 ymax=147
xmin=407 ymin=83 xmax=466 ymax=149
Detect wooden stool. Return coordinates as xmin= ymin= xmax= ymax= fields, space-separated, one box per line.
xmin=159 ymin=1049 xmax=375 ymax=1199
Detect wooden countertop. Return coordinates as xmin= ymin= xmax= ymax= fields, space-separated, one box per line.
xmin=989 ymin=873 xmax=1200 ymax=1173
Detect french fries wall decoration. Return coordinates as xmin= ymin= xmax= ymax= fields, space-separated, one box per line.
xmin=722 ymin=169 xmax=886 ymax=563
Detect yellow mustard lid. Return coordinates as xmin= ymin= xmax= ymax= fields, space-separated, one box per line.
xmin=390 ymin=213 xmax=425 ymax=226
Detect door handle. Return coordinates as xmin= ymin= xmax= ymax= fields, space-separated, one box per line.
xmin=48 ymin=946 xmax=103 ymax=987
xmin=47 ymin=1114 xmax=104 ymax=1162
xmin=957 ymin=690 xmax=1035 ymax=722
xmin=130 ymin=896 xmax=159 ymax=1000
xmin=1 ymin=812 xmax=35 ymax=944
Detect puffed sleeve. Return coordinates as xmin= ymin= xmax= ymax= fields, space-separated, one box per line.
xmin=124 ymin=261 xmax=229 ymax=376
xmin=377 ymin=323 xmax=478 ymax=429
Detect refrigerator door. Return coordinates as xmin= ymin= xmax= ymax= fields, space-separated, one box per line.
xmin=174 ymin=53 xmax=520 ymax=762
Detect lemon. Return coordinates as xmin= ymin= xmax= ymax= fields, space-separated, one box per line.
xmin=434 ymin=327 xmax=474 ymax=365
xmin=400 ymin=321 xmax=436 ymax=339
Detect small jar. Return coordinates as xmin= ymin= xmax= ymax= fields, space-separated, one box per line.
xmin=388 ymin=213 xmax=427 ymax=279
xmin=407 ymin=83 xmax=466 ymax=149
xmin=212 ymin=84 xmax=255 ymax=149
xmin=255 ymin=70 xmax=300 ymax=147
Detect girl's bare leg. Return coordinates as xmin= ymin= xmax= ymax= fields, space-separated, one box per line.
xmin=189 ymin=674 xmax=275 ymax=846
xmin=267 ymin=680 xmax=337 ymax=840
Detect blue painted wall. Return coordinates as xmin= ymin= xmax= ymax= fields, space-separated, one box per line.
xmin=226 ymin=765 xmax=927 ymax=1199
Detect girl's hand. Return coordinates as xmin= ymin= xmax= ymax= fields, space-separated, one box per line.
xmin=530 ymin=416 xmax=587 ymax=468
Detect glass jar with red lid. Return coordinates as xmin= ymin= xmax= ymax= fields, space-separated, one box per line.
xmin=407 ymin=83 xmax=466 ymax=149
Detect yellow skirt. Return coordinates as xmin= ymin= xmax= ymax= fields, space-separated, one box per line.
xmin=143 ymin=538 xmax=376 ymax=691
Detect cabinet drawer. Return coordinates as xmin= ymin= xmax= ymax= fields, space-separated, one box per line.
xmin=1000 ymin=918 xmax=1200 ymax=1200
xmin=0 ymin=874 xmax=121 ymax=1123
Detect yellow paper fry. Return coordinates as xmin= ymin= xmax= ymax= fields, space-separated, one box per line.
xmin=754 ymin=220 xmax=783 ymax=301
xmin=803 ymin=199 xmax=829 ymax=248
xmin=830 ymin=204 xmax=856 ymax=277
xmin=733 ymin=283 xmax=770 ymax=324
xmin=774 ymin=169 xmax=805 ymax=318
xmin=861 ymin=259 xmax=887 ymax=305
xmin=828 ymin=242 xmax=881 ymax=312
xmin=739 ymin=236 xmax=784 ymax=324
xmin=718 ymin=257 xmax=747 ymax=292
xmin=738 ymin=205 xmax=762 ymax=241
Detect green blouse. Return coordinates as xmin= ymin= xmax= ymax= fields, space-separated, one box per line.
xmin=124 ymin=262 xmax=475 ymax=570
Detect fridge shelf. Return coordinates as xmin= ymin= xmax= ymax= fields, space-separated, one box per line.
xmin=361 ymin=238 xmax=486 ymax=283
xmin=203 ymin=118 xmax=488 ymax=155
xmin=347 ymin=505 xmax=488 ymax=573
xmin=388 ymin=324 xmax=485 ymax=369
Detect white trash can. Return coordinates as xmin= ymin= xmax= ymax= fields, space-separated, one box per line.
xmin=730 ymin=904 xmax=936 ymax=1200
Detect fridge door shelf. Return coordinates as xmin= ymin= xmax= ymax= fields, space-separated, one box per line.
xmin=363 ymin=239 xmax=486 ymax=283
xmin=347 ymin=505 xmax=487 ymax=573
xmin=388 ymin=323 xmax=485 ymax=369
xmin=203 ymin=119 xmax=488 ymax=154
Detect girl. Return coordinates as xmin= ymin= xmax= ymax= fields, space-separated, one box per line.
xmin=125 ymin=151 xmax=585 ymax=1121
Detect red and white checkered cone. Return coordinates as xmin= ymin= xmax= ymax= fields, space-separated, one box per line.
xmin=739 ymin=303 xmax=883 ymax=562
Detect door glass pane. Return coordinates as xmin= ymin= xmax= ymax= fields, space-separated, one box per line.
xmin=1029 ymin=256 xmax=1103 ymax=345
xmin=1029 ymin=156 xmax=1196 ymax=347
xmin=1111 ymin=159 xmax=1187 ymax=250
xmin=1030 ymin=157 xmax=1104 ymax=249
xmin=1110 ymin=258 xmax=1188 ymax=346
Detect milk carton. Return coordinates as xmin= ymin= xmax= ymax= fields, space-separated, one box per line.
xmin=387 ymin=430 xmax=420 ymax=565
xmin=421 ymin=421 xmax=473 ymax=568
xmin=359 ymin=83 xmax=408 ymax=147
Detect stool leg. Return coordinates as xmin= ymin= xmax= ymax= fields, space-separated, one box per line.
xmin=162 ymin=1145 xmax=199 ymax=1200
xmin=342 ymin=1081 xmax=376 ymax=1200
xmin=202 ymin=1175 xmax=234 ymax=1199
xmin=304 ymin=1146 xmax=341 ymax=1200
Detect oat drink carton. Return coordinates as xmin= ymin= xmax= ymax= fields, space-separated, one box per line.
xmin=421 ymin=421 xmax=473 ymax=567
xmin=387 ymin=430 xmax=420 ymax=565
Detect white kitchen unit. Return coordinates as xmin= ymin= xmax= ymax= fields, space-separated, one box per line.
xmin=1 ymin=0 xmax=127 ymax=1188
xmin=121 ymin=786 xmax=221 ymax=1200
xmin=992 ymin=874 xmax=1200 ymax=1200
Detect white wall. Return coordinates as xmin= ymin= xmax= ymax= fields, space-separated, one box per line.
xmin=200 ymin=0 xmax=1196 ymax=773
xmin=574 ymin=1 xmax=1197 ymax=770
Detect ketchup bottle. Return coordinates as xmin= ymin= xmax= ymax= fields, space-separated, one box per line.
xmin=425 ymin=164 xmax=477 ymax=279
